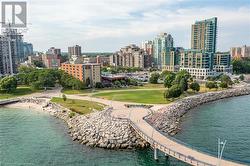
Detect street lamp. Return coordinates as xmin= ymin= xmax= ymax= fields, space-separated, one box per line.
xmin=217 ymin=138 xmax=227 ymax=166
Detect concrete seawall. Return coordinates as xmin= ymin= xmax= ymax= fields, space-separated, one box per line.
xmin=146 ymin=86 xmax=250 ymax=135
xmin=0 ymin=99 xmax=20 ymax=106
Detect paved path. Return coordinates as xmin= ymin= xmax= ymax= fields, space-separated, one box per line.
xmin=112 ymin=107 xmax=245 ymax=166
xmin=7 ymin=89 xmax=244 ymax=166
xmin=66 ymin=93 xmax=246 ymax=166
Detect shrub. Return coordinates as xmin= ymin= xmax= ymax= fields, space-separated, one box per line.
xmin=95 ymin=82 xmax=103 ymax=88
xmin=219 ymin=82 xmax=228 ymax=88
xmin=62 ymin=94 xmax=67 ymax=101
xmin=205 ymin=81 xmax=217 ymax=89
xmin=68 ymin=111 xmax=76 ymax=118
xmin=220 ymin=74 xmax=233 ymax=85
xmin=114 ymin=80 xmax=121 ymax=87
xmin=189 ymin=82 xmax=200 ymax=92
xmin=239 ymin=74 xmax=244 ymax=81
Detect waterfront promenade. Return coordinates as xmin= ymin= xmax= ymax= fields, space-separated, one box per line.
xmin=1 ymin=87 xmax=247 ymax=166
xmin=112 ymin=107 xmax=245 ymax=166
xmin=66 ymin=93 xmax=246 ymax=166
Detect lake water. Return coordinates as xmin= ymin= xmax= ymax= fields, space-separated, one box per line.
xmin=0 ymin=95 xmax=249 ymax=165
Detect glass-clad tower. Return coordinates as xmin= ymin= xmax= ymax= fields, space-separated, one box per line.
xmin=191 ymin=17 xmax=217 ymax=53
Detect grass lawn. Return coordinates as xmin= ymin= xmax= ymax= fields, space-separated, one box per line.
xmin=61 ymin=89 xmax=91 ymax=95
xmin=199 ymin=84 xmax=223 ymax=93
xmin=62 ymin=83 xmax=165 ymax=95
xmin=93 ymin=90 xmax=171 ymax=104
xmin=50 ymin=97 xmax=105 ymax=114
xmin=0 ymin=86 xmax=39 ymax=100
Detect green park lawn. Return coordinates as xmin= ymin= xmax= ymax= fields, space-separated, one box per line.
xmin=50 ymin=97 xmax=105 ymax=114
xmin=0 ymin=86 xmax=39 ymax=100
xmin=62 ymin=83 xmax=165 ymax=95
xmin=93 ymin=90 xmax=170 ymax=104
xmin=61 ymin=89 xmax=92 ymax=95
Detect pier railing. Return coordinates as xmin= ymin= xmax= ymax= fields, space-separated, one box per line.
xmin=105 ymin=107 xmax=247 ymax=166
xmin=105 ymin=107 xmax=214 ymax=166
xmin=128 ymin=119 xmax=215 ymax=166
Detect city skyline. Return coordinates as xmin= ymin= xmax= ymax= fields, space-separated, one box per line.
xmin=4 ymin=0 xmax=250 ymax=52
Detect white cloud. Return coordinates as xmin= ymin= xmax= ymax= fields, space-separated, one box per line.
xmin=18 ymin=0 xmax=250 ymax=52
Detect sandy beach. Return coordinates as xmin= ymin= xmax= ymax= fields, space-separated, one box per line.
xmin=4 ymin=102 xmax=44 ymax=112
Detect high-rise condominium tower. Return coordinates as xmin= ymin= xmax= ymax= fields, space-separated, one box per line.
xmin=153 ymin=33 xmax=174 ymax=68
xmin=191 ymin=17 xmax=217 ymax=53
xmin=68 ymin=45 xmax=82 ymax=57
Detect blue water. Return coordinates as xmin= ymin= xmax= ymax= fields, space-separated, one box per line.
xmin=0 ymin=95 xmax=249 ymax=165
xmin=0 ymin=108 xmax=184 ymax=166
xmin=174 ymin=95 xmax=250 ymax=165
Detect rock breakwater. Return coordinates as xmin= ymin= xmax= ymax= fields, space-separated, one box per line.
xmin=146 ymin=86 xmax=250 ymax=135
xmin=17 ymin=98 xmax=149 ymax=149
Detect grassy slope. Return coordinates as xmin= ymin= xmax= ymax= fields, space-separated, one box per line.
xmin=0 ymin=87 xmax=39 ymax=99
xmin=50 ymin=97 xmax=105 ymax=114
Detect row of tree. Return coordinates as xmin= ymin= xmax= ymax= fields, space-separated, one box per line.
xmin=0 ymin=66 xmax=86 ymax=93
xmin=232 ymin=58 xmax=250 ymax=74
xmin=162 ymin=70 xmax=200 ymax=99
xmin=101 ymin=66 xmax=143 ymax=74
xmin=205 ymin=74 xmax=234 ymax=89
xmin=18 ymin=66 xmax=85 ymax=90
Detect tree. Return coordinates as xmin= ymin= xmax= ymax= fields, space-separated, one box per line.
xmin=164 ymin=84 xmax=182 ymax=99
xmin=62 ymin=94 xmax=67 ymax=101
xmin=16 ymin=73 xmax=29 ymax=85
xmin=33 ymin=60 xmax=44 ymax=68
xmin=232 ymin=58 xmax=250 ymax=74
xmin=173 ymin=70 xmax=191 ymax=85
xmin=161 ymin=70 xmax=171 ymax=79
xmin=149 ymin=72 xmax=160 ymax=84
xmin=189 ymin=82 xmax=200 ymax=92
xmin=69 ymin=79 xmax=85 ymax=90
xmin=0 ymin=76 xmax=17 ymax=93
xmin=18 ymin=65 xmax=35 ymax=73
xmin=239 ymin=74 xmax=245 ymax=81
xmin=179 ymin=78 xmax=188 ymax=92
xmin=205 ymin=81 xmax=217 ymax=89
xmin=163 ymin=72 xmax=175 ymax=88
xmin=38 ymin=70 xmax=57 ymax=88
xmin=31 ymin=81 xmax=43 ymax=90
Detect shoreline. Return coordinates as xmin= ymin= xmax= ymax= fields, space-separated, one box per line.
xmin=3 ymin=97 xmax=149 ymax=150
xmin=1 ymin=85 xmax=250 ymax=151
xmin=4 ymin=102 xmax=44 ymax=112
xmin=146 ymin=85 xmax=250 ymax=135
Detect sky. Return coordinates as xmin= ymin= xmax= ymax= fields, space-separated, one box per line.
xmin=2 ymin=0 xmax=250 ymax=52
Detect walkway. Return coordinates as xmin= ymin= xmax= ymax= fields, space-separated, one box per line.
xmin=66 ymin=94 xmax=246 ymax=166
xmin=13 ymin=89 xmax=244 ymax=166
xmin=112 ymin=107 xmax=245 ymax=166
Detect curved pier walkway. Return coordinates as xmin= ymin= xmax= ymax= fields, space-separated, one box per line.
xmin=112 ymin=107 xmax=245 ymax=166
xmin=66 ymin=94 xmax=246 ymax=166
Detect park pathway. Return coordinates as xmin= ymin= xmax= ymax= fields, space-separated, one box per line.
xmin=66 ymin=93 xmax=246 ymax=166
